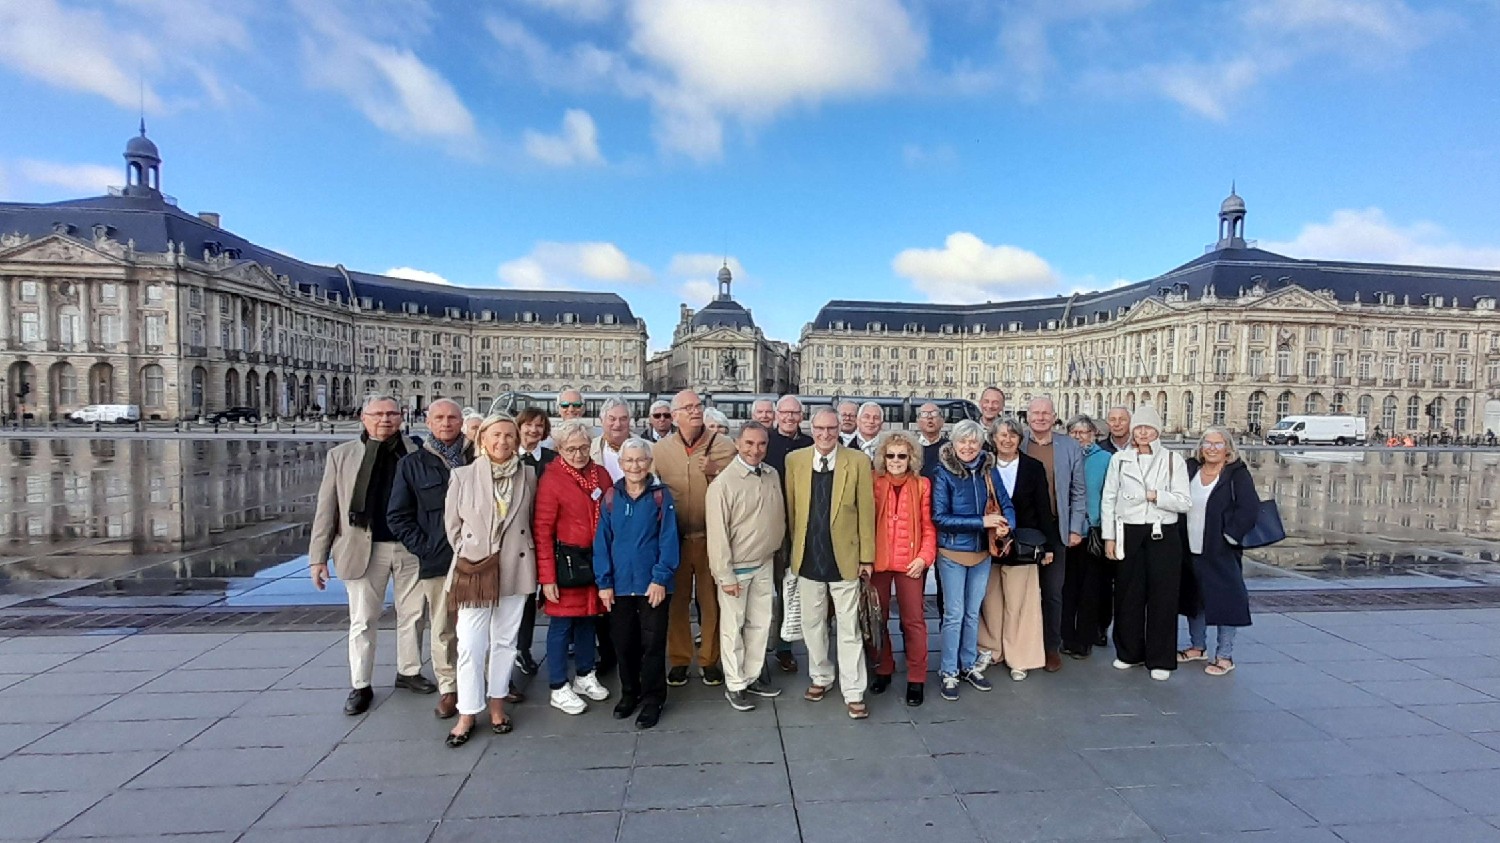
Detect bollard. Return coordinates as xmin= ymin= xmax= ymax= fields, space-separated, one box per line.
xmin=252 ymin=422 xmax=259 ymax=434
xmin=135 ymin=420 xmax=143 ymax=433
xmin=93 ymin=421 xmax=101 ymax=433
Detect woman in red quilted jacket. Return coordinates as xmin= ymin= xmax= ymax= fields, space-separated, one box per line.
xmin=870 ymin=430 xmax=938 ymax=707
xmin=534 ymin=420 xmax=612 ymax=715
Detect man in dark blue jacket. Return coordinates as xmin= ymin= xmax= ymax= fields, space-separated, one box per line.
xmin=388 ymin=399 xmax=471 ymax=718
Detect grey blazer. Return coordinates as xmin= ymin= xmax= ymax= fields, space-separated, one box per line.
xmin=443 ymin=457 xmax=538 ymax=600
xmin=309 ymin=435 xmax=419 ymax=581
xmin=1021 ymin=430 xmax=1090 ymax=541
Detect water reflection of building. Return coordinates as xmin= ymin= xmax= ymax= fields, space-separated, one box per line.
xmin=0 ymin=438 xmax=332 ymax=575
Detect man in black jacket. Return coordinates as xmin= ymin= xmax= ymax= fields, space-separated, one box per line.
xmin=388 ymin=398 xmax=471 ymax=718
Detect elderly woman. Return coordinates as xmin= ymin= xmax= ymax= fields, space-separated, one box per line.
xmin=932 ymin=419 xmax=1016 ymax=701
xmin=1178 ymin=426 xmax=1260 ymax=676
xmin=1066 ymin=414 xmax=1115 ymax=658
xmin=869 ymin=430 xmax=937 ymax=706
xmin=442 ymin=414 xmax=537 ymax=746
xmin=975 ymin=416 xmax=1050 ymax=681
xmin=704 ymin=408 xmax=731 ymax=437
xmin=511 ymin=405 xmax=555 ymax=678
xmin=534 ymin=419 xmax=613 ymax=714
xmin=461 ymin=408 xmax=482 ymax=444
xmin=1101 ymin=405 xmax=1190 ymax=681
xmin=594 ymin=437 xmax=681 ymax=729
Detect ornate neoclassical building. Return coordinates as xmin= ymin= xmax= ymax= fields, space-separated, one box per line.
xmin=0 ymin=127 xmax=649 ymax=420
xmin=799 ymin=192 xmax=1500 ymax=437
xmin=645 ymin=264 xmax=792 ymax=395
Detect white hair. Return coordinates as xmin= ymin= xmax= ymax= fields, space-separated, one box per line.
xmin=704 ymin=408 xmax=730 ymax=429
xmin=620 ymin=436 xmax=654 ymax=460
xmin=552 ymin=419 xmax=594 ymax=447
xmin=362 ymin=394 xmax=399 ymax=413
xmin=777 ymin=394 xmax=804 ymax=412
xmin=858 ymin=401 xmax=883 ymax=419
xmin=951 ymin=419 xmax=986 ymax=444
xmin=427 ymin=398 xmax=462 ymax=416
xmin=600 ymin=396 xmax=631 ymax=418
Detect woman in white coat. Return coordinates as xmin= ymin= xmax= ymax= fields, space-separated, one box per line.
xmin=442 ymin=413 xmax=538 ymax=746
xmin=1100 ymin=405 xmax=1190 ymax=681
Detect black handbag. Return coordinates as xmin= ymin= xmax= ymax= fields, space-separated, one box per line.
xmin=1230 ymin=477 xmax=1286 ymax=549
xmin=1086 ymin=525 xmax=1105 ymax=558
xmin=1001 ymin=527 xmax=1051 ymax=566
xmin=554 ymin=542 xmax=596 ymax=588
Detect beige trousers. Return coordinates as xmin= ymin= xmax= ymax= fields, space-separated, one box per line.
xmin=716 ymin=562 xmax=775 ymax=692
xmin=418 ymin=575 xmax=458 ymax=694
xmin=976 ymin=563 xmax=1046 ymax=672
xmin=344 ymin=541 xmax=425 ymax=689
xmin=799 ymin=577 xmax=866 ymax=702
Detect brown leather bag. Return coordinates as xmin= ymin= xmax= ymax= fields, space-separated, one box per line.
xmin=981 ymin=471 xmax=1013 ymax=559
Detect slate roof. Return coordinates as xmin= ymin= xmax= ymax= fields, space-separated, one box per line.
xmin=690 ymin=298 xmax=756 ymax=330
xmin=811 ymin=246 xmax=1500 ymax=334
xmin=0 ymin=193 xmax=640 ymax=326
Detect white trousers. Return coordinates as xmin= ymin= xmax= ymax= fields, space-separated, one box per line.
xmin=716 ymin=563 xmax=774 ymax=692
xmin=418 ymin=576 xmax=458 ymax=694
xmin=344 ymin=542 xmax=425 ymax=689
xmin=798 ymin=577 xmax=866 ymax=702
xmin=455 ymin=596 xmax=528 ymax=716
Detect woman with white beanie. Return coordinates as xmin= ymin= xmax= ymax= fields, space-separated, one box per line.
xmin=1100 ymin=405 xmax=1190 ymax=681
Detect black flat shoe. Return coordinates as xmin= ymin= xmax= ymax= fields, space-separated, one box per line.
xmin=613 ymin=695 xmax=639 ymax=720
xmin=636 ymin=702 xmax=662 ymax=730
xmin=905 ymin=682 xmax=924 ymax=707
xmin=344 ymin=687 xmax=374 ymax=716
xmin=871 ymin=674 xmax=892 ymax=695
xmin=395 ymin=673 xmax=438 ymax=694
xmin=514 ymin=651 xmax=539 ymax=676
xmin=445 ymin=725 xmax=474 ymax=748
xmin=491 ymin=716 xmax=513 ymax=735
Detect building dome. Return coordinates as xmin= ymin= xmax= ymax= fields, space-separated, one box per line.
xmin=125 ymin=122 xmax=160 ymax=162
xmin=1220 ymin=190 xmax=1245 ymax=214
xmin=717 ymin=264 xmax=732 ymax=284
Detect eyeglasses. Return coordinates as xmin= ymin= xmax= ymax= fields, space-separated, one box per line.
xmin=558 ymin=402 xmax=584 ymax=409
xmin=620 ymin=457 xmax=651 ymax=466
xmin=884 ymin=453 xmax=910 ymax=460
xmin=559 ymin=445 xmax=590 ymax=455
xmin=364 ymin=411 xmax=401 ymax=418
xmin=811 ymin=424 xmax=838 ymax=433
xmin=917 ymin=411 xmax=941 ymax=418
xmin=1202 ymin=442 xmax=1228 ymax=449
xmin=651 ymin=412 xmax=672 ymax=419
xmin=674 ymin=403 xmax=703 ymax=413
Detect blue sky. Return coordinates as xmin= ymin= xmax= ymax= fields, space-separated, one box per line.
xmin=1 ymin=0 xmax=1498 ymax=349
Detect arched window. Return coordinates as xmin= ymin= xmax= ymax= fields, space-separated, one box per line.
xmin=1212 ymin=390 xmax=1228 ymax=426
xmin=1382 ymin=396 xmax=1398 ymax=431
xmin=1357 ymin=394 xmax=1373 ymax=421
xmin=1455 ymin=398 xmax=1470 ymax=434
xmin=1276 ymin=391 xmax=1293 ymax=420
xmin=1247 ymin=392 xmax=1266 ymax=430
xmin=1331 ymin=393 xmax=1347 ymax=414
xmin=1406 ymin=396 xmax=1422 ymax=430
xmin=1182 ymin=391 xmax=1193 ymax=432
xmin=142 ymin=365 xmax=165 ymax=407
xmin=1304 ymin=393 xmax=1324 ymax=414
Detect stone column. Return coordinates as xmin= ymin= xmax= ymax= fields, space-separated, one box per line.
xmin=36 ymin=280 xmax=49 ymax=343
xmin=79 ymin=280 xmax=93 ymax=351
xmin=0 ymin=276 xmax=10 ymax=352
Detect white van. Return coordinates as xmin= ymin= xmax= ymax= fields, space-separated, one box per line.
xmin=1264 ymin=414 xmax=1366 ymax=446
xmin=69 ymin=404 xmax=141 ymax=424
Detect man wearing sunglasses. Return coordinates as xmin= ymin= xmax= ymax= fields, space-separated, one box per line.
xmin=642 ymin=399 xmax=675 ymax=443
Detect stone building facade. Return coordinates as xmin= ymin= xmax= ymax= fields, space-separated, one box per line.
xmin=0 ymin=128 xmax=648 ymax=421
xmin=799 ymin=192 xmax=1500 ymax=437
xmin=645 ymin=264 xmax=791 ymax=396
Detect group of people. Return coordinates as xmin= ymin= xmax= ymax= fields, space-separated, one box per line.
xmin=309 ymin=386 xmax=1263 ymax=746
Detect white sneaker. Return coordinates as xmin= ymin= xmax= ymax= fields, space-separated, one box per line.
xmin=974 ymin=649 xmax=994 ymax=673
xmin=1010 ymin=668 xmax=1027 ymax=681
xmin=1149 ymin=669 xmax=1171 ymax=681
xmin=550 ymin=685 xmax=588 ymax=714
xmin=1113 ymin=659 xmax=1140 ymax=670
xmin=572 ymin=672 xmax=611 ymax=702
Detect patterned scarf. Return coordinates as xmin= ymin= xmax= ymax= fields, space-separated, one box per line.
xmin=558 ymin=459 xmax=604 ymax=531
xmin=424 ymin=434 xmax=467 ymax=469
xmin=489 ymin=452 xmax=522 ymax=519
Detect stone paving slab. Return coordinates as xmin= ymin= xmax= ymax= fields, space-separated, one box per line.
xmin=2 ymin=612 xmax=1500 ymax=840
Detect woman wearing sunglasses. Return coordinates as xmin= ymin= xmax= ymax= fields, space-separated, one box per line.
xmin=869 ymin=431 xmax=937 ymax=706
xmin=1178 ymin=426 xmax=1259 ymax=677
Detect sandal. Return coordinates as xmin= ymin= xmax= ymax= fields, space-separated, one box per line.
xmin=491 ymin=715 xmax=514 ymax=734
xmin=1205 ymin=658 xmax=1235 ymax=676
xmin=804 ymin=684 xmax=829 ymax=702
xmin=1176 ymin=648 xmax=1207 ymax=663
xmin=846 ymin=700 xmax=869 ymax=720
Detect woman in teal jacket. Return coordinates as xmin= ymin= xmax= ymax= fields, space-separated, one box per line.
xmin=1066 ymin=415 xmax=1115 ymax=658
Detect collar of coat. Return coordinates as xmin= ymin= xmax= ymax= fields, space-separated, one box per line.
xmin=938 ymin=442 xmax=995 ymax=477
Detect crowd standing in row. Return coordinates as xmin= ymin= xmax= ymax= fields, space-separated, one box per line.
xmin=310 ymin=387 xmax=1263 ymax=743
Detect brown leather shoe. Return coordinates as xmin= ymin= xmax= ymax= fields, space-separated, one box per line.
xmin=434 ymin=692 xmax=458 ymax=719
xmin=776 ymin=651 xmax=798 ymax=673
xmin=1044 ymin=651 xmax=1063 ymax=673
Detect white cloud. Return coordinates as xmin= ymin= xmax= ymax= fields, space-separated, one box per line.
xmin=666 ymin=253 xmax=744 ymax=279
xmin=293 ymin=0 xmax=477 ymax=145
xmin=679 ymin=280 xmax=717 ymax=306
xmin=902 ymin=142 xmax=958 ymax=168
xmin=497 ymin=241 xmax=654 ymax=289
xmin=893 ymin=232 xmax=1059 ymax=303
xmin=1262 ymin=208 xmax=1500 ymax=269
xmin=523 ymin=109 xmax=605 ymax=166
xmin=384 ymin=266 xmax=452 ymax=285
xmin=13 ymin=160 xmax=119 ymax=196
xmin=515 ymin=0 xmax=614 ymax=22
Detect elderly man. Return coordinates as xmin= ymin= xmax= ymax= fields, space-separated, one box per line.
xmin=643 ymin=399 xmax=675 ymax=442
xmin=785 ymin=408 xmax=876 ymax=719
xmin=707 ymin=422 xmax=787 ymax=710
xmin=837 ymin=400 xmax=859 ymax=447
xmin=591 ymin=396 xmax=634 ymax=482
xmin=387 ymin=398 xmax=470 ymax=718
xmin=558 ymin=388 xmax=586 ymax=421
xmin=751 ymin=398 xmax=776 ymax=428
xmin=1019 ymin=396 xmax=1089 ymax=672
xmin=1100 ymin=406 xmax=1132 ymax=454
xmin=851 ymin=401 xmax=884 ymax=457
xmin=915 ymin=402 xmax=948 ymax=479
xmin=654 ymin=389 xmax=737 ymax=686
xmin=310 ymin=395 xmax=425 ymax=715
xmin=763 ymin=394 xmax=812 ymax=673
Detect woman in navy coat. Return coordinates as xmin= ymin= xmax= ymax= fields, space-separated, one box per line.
xmin=1178 ymin=426 xmax=1260 ymax=676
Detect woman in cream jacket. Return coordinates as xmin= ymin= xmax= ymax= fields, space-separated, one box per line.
xmin=1100 ymin=405 xmax=1190 ymax=681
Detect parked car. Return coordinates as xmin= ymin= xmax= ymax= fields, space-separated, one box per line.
xmin=209 ymin=406 xmax=262 ymax=424
xmin=69 ymin=404 xmax=141 ymax=424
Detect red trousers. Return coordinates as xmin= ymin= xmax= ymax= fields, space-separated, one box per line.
xmin=869 ymin=569 xmax=930 ymax=680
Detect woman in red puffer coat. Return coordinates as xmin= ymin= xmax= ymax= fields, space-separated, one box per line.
xmin=870 ymin=430 xmax=938 ymax=707
xmin=534 ymin=420 xmax=612 ymax=714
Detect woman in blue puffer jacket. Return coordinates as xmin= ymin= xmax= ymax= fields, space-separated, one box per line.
xmin=931 ymin=419 xmax=1016 ymax=702
xmin=594 ymin=438 xmax=680 ymax=730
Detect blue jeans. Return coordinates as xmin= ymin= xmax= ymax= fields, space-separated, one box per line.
xmin=1187 ymin=610 xmax=1236 ymax=660
xmin=547 ymin=615 xmax=597 ymax=688
xmin=937 ymin=555 xmax=992 ymax=677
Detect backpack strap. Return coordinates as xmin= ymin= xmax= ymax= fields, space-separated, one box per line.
xmin=654 ymin=489 xmax=664 ymax=525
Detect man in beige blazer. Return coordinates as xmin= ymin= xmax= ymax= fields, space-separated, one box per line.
xmin=310 ymin=395 xmax=426 ymax=715
xmin=784 ymin=408 xmax=876 ymax=719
